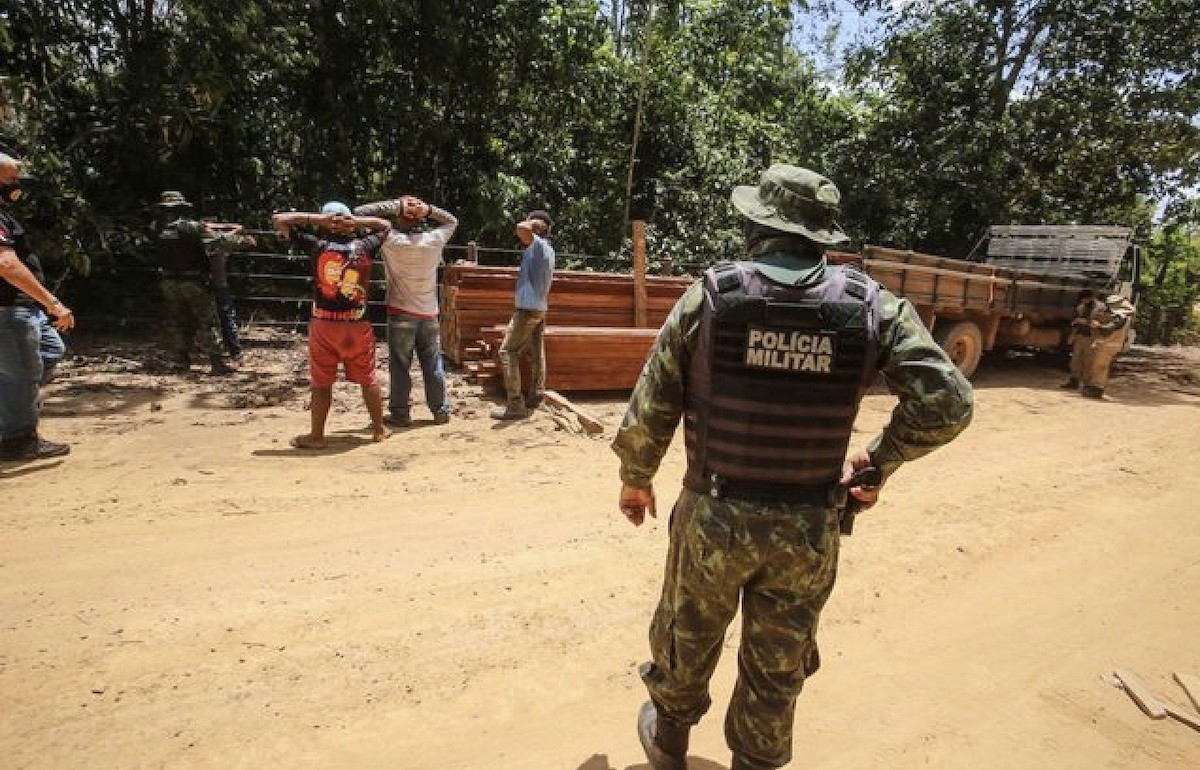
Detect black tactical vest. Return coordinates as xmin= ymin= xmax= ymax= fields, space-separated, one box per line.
xmin=157 ymin=221 xmax=207 ymax=280
xmin=682 ymin=260 xmax=881 ymax=503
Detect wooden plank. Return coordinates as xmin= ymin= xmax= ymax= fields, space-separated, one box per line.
xmin=1164 ymin=702 xmax=1200 ymax=733
xmin=633 ymin=219 xmax=648 ymax=327
xmin=1173 ymin=672 xmax=1200 ymax=713
xmin=1113 ymin=669 xmax=1168 ymax=719
xmin=544 ymin=390 xmax=606 ymax=435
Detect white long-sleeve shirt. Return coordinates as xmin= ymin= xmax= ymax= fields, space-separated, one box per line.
xmin=353 ymin=202 xmax=458 ymax=318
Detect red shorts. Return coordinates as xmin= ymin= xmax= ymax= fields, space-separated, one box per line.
xmin=308 ymin=318 xmax=378 ymax=387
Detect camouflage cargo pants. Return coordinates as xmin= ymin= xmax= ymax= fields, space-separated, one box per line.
xmin=1077 ymin=329 xmax=1127 ymax=390
xmin=642 ymin=488 xmax=841 ymax=770
xmin=498 ymin=309 xmax=546 ymax=406
xmin=1068 ymin=332 xmax=1089 ymax=382
xmin=161 ymin=280 xmax=222 ymax=360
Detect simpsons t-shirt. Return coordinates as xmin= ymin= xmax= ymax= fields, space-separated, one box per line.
xmin=291 ymin=231 xmax=382 ymax=321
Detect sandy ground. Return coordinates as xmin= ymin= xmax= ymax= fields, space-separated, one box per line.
xmin=3 ymin=333 xmax=1200 ymax=770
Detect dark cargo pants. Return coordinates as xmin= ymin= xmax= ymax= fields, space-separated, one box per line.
xmin=161 ymin=279 xmax=222 ymax=360
xmin=642 ymin=488 xmax=841 ymax=770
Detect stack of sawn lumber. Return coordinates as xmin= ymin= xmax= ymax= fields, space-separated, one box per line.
xmin=440 ymin=264 xmax=693 ymax=392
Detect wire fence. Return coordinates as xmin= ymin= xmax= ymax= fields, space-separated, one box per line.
xmin=72 ymin=237 xmax=698 ymax=333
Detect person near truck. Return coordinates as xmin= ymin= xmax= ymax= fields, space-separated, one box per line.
xmin=1062 ymin=288 xmax=1135 ymax=399
xmin=0 ymin=151 xmax=74 ymax=461
xmin=611 ymin=164 xmax=975 ymax=770
xmin=353 ymin=194 xmax=458 ymax=427
xmin=154 ymin=191 xmax=257 ymax=375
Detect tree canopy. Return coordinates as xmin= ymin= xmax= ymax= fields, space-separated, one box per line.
xmin=1 ymin=0 xmax=1197 ymax=312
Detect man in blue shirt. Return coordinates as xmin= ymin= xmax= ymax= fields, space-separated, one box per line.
xmin=492 ymin=210 xmax=555 ymax=420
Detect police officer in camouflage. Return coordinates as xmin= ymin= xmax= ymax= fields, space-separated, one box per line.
xmin=155 ymin=191 xmax=256 ymax=375
xmin=611 ymin=165 xmax=974 ymax=770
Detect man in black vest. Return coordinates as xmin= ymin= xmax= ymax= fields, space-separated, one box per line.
xmin=0 ymin=151 xmax=74 ymax=461
xmin=611 ymin=165 xmax=975 ymax=770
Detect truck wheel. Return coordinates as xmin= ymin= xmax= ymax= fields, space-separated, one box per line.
xmin=934 ymin=321 xmax=984 ymax=378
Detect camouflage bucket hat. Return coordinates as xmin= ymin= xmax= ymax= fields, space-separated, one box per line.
xmin=156 ymin=190 xmax=192 ymax=209
xmin=731 ymin=164 xmax=849 ymax=245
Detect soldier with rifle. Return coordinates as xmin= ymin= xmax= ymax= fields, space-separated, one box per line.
xmin=154 ymin=190 xmax=256 ymax=375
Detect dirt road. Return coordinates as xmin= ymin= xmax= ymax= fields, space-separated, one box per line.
xmin=3 ymin=339 xmax=1199 ymax=770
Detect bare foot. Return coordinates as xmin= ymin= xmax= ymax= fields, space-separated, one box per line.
xmin=372 ymin=426 xmax=392 ymax=443
xmin=290 ymin=434 xmax=327 ymax=450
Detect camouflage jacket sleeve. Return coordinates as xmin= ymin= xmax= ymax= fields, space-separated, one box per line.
xmin=204 ymin=230 xmax=256 ymax=257
xmin=866 ymin=290 xmax=974 ymax=481
xmin=610 ymin=281 xmax=705 ymax=489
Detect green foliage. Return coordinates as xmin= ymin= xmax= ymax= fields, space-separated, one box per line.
xmin=835 ymin=0 xmax=1200 ymax=255
xmin=1136 ymin=222 xmax=1200 ymax=345
xmin=0 ymin=0 xmax=1197 ymax=337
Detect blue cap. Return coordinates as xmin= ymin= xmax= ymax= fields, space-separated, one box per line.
xmin=321 ymin=201 xmax=351 ymax=216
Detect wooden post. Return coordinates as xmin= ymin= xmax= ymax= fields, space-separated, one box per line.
xmin=467 ymin=240 xmax=478 ymax=264
xmin=632 ymin=219 xmax=648 ymax=327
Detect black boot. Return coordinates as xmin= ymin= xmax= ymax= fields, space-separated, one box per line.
xmin=1059 ymin=377 xmax=1079 ymax=389
xmin=637 ymin=700 xmax=689 ymax=770
xmin=1080 ymin=385 xmax=1105 ymax=399
xmin=209 ymin=355 xmax=235 ymax=376
xmin=0 ymin=432 xmax=70 ymax=461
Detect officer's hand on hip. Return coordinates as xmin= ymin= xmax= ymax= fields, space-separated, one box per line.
xmin=619 ymin=483 xmax=656 ymax=526
xmin=841 ymin=449 xmax=881 ymax=510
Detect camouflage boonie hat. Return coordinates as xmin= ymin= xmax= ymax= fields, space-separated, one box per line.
xmin=156 ymin=190 xmax=192 ymax=209
xmin=731 ymin=165 xmax=849 ymax=245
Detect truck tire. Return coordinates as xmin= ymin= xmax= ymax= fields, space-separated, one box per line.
xmin=934 ymin=320 xmax=984 ymax=378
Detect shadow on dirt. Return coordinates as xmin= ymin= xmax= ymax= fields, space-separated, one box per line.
xmin=0 ymin=457 xmax=67 ymax=479
xmin=573 ymin=752 xmax=727 ymax=770
xmin=41 ymin=380 xmax=166 ymax=417
xmin=865 ymin=345 xmax=1200 ymax=407
xmin=252 ymin=433 xmax=376 ymax=457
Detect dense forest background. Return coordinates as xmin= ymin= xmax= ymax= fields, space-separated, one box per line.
xmin=1 ymin=0 xmax=1198 ymax=339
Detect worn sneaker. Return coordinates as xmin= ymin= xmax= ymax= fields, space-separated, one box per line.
xmin=524 ymin=393 xmax=544 ymax=410
xmin=637 ymin=701 xmax=688 ymax=770
xmin=0 ymin=435 xmax=70 ymax=461
xmin=433 ymin=413 xmax=451 ymax=425
xmin=490 ymin=405 xmax=528 ymax=421
xmin=385 ymin=414 xmax=413 ymax=428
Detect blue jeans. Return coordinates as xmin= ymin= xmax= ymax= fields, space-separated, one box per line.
xmin=213 ymin=287 xmax=242 ymax=357
xmin=387 ymin=315 xmax=448 ymax=419
xmin=33 ymin=308 xmax=66 ymax=385
xmin=0 ymin=306 xmax=42 ymax=440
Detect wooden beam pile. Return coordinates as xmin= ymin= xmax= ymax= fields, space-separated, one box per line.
xmin=440 ymin=264 xmax=691 ymax=364
xmin=465 ymin=325 xmax=664 ymax=392
xmin=440 ymin=264 xmax=693 ymax=392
